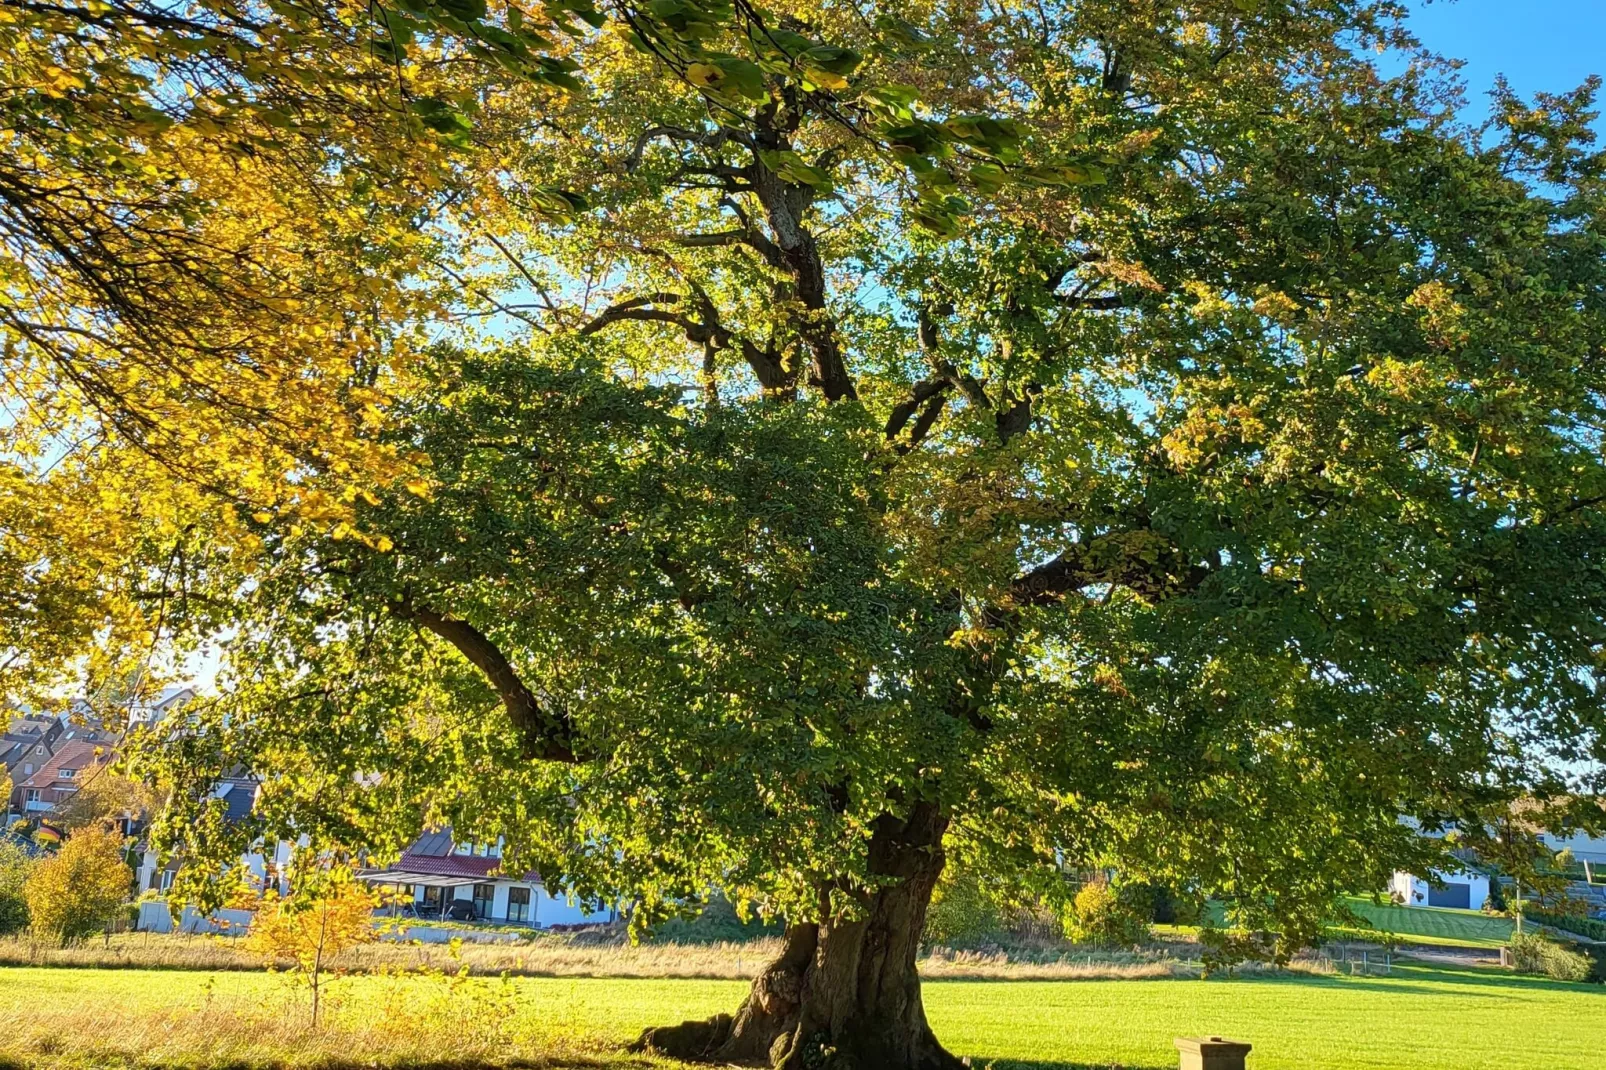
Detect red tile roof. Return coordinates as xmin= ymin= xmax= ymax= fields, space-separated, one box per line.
xmin=19 ymin=739 xmax=112 ymax=790
xmin=394 ymin=851 xmax=540 ymax=882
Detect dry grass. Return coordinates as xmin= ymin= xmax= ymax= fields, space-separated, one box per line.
xmin=0 ymin=970 xmax=681 ymax=1070
xmin=0 ymin=930 xmax=1339 ymax=984
xmin=0 ymin=931 xmax=782 ymax=979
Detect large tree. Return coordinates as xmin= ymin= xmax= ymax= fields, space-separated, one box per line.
xmin=7 ymin=0 xmax=1606 ymax=1066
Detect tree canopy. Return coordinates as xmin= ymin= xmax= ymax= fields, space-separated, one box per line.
xmin=6 ymin=0 xmax=1606 ymax=1065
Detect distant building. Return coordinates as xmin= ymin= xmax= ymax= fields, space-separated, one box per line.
xmin=126 ymin=687 xmax=197 ymax=731
xmin=3 ymin=714 xmax=63 ymax=818
xmin=1388 ymin=866 xmax=1492 ymax=910
xmin=136 ymin=774 xmax=293 ymax=899
xmin=12 ymin=739 xmax=114 ymax=817
xmin=357 ymin=828 xmax=615 ymax=928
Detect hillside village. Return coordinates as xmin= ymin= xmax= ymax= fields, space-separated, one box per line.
xmin=5 ymin=690 xmax=1603 ymax=948
xmin=4 ymin=692 xmax=615 ymax=936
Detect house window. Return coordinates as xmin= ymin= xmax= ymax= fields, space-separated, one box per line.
xmin=59 ymin=768 xmax=76 ymax=779
xmin=506 ymin=886 xmax=531 ymax=922
xmin=160 ymin=870 xmax=175 ymax=892
xmin=422 ymin=885 xmax=443 ymax=912
xmin=472 ymin=883 xmax=495 ymax=919
xmin=21 ymin=763 xmax=31 ymax=775
xmin=24 ymin=789 xmax=39 ymax=803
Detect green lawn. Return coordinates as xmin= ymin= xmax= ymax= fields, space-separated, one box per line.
xmin=1334 ymin=896 xmax=1515 ymax=949
xmin=4 ymin=963 xmax=1604 ymax=1069
xmin=1161 ymin=897 xmax=1516 ymax=950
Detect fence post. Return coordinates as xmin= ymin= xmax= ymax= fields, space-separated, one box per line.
xmin=1176 ymin=1037 xmax=1252 ymax=1070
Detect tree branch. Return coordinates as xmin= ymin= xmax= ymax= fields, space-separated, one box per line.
xmin=885 ymin=377 xmax=950 ymax=441
xmin=577 ymin=293 xmax=685 ymax=335
xmin=1056 ymin=293 xmax=1127 ymax=311
xmin=1011 ymin=536 xmax=1208 ymax=606
xmin=394 ymin=601 xmax=576 ymax=763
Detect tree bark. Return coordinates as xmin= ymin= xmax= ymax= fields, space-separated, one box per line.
xmin=631 ymin=804 xmax=961 ymax=1070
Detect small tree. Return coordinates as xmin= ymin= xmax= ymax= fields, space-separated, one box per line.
xmin=1062 ymin=878 xmax=1150 ymax=949
xmin=0 ymin=836 xmax=34 ymax=935
xmin=245 ymin=876 xmax=375 ymax=1026
xmin=55 ymin=773 xmax=154 ymax=833
xmin=23 ymin=826 xmax=133 ymax=945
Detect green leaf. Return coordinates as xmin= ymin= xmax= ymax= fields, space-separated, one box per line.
xmin=758 ymin=149 xmax=834 ymax=190
xmin=1019 ymin=161 xmax=1108 ymax=187
xmin=434 ymin=0 xmax=487 ymax=22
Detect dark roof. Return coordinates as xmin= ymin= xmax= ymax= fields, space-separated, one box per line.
xmin=408 ymin=828 xmax=455 ymax=857
xmin=0 ymin=830 xmax=44 ymax=858
xmin=388 ymin=850 xmax=541 ymax=882
xmin=370 ymin=827 xmax=540 ymax=882
xmin=215 ymin=779 xmax=258 ymax=823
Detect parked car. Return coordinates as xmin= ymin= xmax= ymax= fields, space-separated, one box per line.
xmin=443 ymin=900 xmax=478 ymax=922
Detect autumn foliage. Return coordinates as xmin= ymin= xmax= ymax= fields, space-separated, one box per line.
xmin=23 ymin=827 xmax=132 ymax=946
xmin=245 ymin=879 xmax=377 ymax=1026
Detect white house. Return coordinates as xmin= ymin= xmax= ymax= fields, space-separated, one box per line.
xmin=357 ymin=828 xmax=615 ymax=928
xmin=1389 ymin=866 xmax=1492 ymax=910
xmin=136 ymin=776 xmax=295 ymax=901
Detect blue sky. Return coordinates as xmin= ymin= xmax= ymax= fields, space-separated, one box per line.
xmin=1407 ymin=0 xmax=1606 ymax=129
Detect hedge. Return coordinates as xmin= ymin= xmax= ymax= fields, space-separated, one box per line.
xmin=1522 ymin=909 xmax=1606 ymax=943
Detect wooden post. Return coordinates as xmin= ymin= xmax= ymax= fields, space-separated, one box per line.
xmin=1176 ymin=1037 xmax=1252 ymax=1070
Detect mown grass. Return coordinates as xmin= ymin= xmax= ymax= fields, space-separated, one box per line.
xmin=1334 ymin=897 xmax=1515 ymax=950
xmin=3 ymin=961 xmax=1603 ymax=1070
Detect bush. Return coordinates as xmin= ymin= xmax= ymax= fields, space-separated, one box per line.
xmin=1508 ymin=933 xmax=1593 ymax=983
xmin=924 ymin=869 xmax=1006 ymax=947
xmin=1521 ymin=908 xmax=1606 ymax=943
xmin=23 ymin=826 xmax=133 ymax=945
xmin=1197 ymin=927 xmax=1278 ymax=977
xmin=0 ymin=838 xmax=33 ymax=935
xmin=650 ymin=893 xmax=780 ymax=944
xmin=1062 ymin=878 xmax=1150 ymax=948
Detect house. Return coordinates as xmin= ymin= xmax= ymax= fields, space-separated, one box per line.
xmin=357 ymin=828 xmax=616 ymax=928
xmin=3 ymin=714 xmax=63 ymax=818
xmin=126 ymin=686 xmax=197 ymax=732
xmin=3 ymin=713 xmax=64 ymax=774
xmin=12 ymin=739 xmax=114 ymax=817
xmin=1389 ymin=866 xmax=1493 ymax=910
xmin=137 ymin=774 xmax=293 ymax=899
xmin=1540 ymin=830 xmax=1606 ymax=884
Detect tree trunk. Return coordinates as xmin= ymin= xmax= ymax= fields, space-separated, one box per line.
xmin=631 ymin=804 xmax=961 ymax=1070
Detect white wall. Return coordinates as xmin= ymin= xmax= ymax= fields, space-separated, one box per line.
xmin=1391 ymin=867 xmax=1491 ymax=910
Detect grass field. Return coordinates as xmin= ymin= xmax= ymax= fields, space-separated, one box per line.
xmin=1335 ymin=897 xmax=1515 ymax=949
xmin=4 ymin=962 xmax=1603 ymax=1070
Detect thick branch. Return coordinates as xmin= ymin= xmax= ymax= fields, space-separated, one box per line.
xmin=578 ymin=293 xmax=684 ymax=335
xmin=1011 ymin=537 xmax=1208 ymax=606
xmin=1056 ymin=294 xmax=1127 ymax=311
xmin=396 ymin=602 xmax=576 ymax=763
xmin=884 ymin=377 xmax=950 ymax=441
